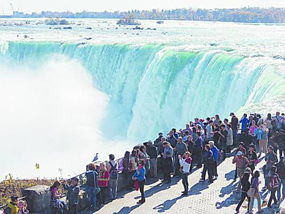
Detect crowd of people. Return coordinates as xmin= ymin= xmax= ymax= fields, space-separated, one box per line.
xmin=3 ymin=111 xmax=284 ymax=214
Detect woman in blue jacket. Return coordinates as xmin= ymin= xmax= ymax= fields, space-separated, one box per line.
xmin=133 ymin=161 xmax=146 ymax=204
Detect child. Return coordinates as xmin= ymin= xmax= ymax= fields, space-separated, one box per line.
xmin=178 ymin=152 xmax=192 ymax=196
xmin=5 ymin=196 xmax=18 ymax=214
xmin=132 ymin=161 xmax=146 ymax=204
xmin=50 ymin=181 xmax=65 ymax=214
xmin=18 ymin=200 xmax=29 ymax=214
xmin=63 ymin=178 xmax=80 ymax=214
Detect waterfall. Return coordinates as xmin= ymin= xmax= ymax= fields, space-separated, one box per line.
xmin=2 ymin=41 xmax=285 ymax=142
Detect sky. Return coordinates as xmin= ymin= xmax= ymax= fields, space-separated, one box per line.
xmin=1 ymin=0 xmax=285 ymax=15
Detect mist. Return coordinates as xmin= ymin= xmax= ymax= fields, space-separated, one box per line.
xmin=0 ymin=57 xmax=131 ymax=180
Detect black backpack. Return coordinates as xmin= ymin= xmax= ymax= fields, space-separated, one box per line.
xmin=109 ymin=162 xmax=118 ymax=180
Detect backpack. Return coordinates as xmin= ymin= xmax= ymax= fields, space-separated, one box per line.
xmin=270 ymin=174 xmax=280 ymax=190
xmin=109 ymin=161 xmax=118 ymax=180
xmin=4 ymin=207 xmax=11 ymax=214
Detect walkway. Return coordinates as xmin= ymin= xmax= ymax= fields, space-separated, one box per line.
xmin=82 ymin=155 xmax=284 ymax=214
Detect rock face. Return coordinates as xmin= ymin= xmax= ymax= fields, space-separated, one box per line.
xmin=22 ymin=185 xmax=51 ymax=213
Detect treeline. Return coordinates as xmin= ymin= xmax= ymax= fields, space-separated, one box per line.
xmin=13 ymin=7 xmax=285 ymax=23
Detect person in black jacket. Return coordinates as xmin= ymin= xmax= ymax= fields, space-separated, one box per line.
xmin=200 ymin=145 xmax=214 ymax=183
xmin=236 ymin=168 xmax=251 ymax=213
xmin=247 ymin=144 xmax=258 ymax=174
xmin=146 ymin=141 xmax=158 ymax=178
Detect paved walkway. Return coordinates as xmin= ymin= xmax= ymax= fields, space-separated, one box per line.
xmin=82 ymin=155 xmax=285 ymax=214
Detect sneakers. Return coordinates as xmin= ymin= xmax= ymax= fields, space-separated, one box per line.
xmin=137 ymin=200 xmax=145 ymax=204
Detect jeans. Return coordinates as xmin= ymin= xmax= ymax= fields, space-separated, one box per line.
xmin=277 ymin=179 xmax=285 ymax=200
xmin=236 ymin=191 xmax=250 ymax=211
xmin=232 ymin=129 xmax=237 ymax=145
xmin=182 ymin=173 xmax=189 ymax=193
xmin=86 ymin=186 xmax=97 ymax=208
xmin=249 ymin=192 xmax=262 ymax=213
xmin=268 ymin=189 xmax=277 ymax=206
xmin=109 ymin=179 xmax=118 ymax=200
xmin=138 ymin=180 xmax=146 ymax=202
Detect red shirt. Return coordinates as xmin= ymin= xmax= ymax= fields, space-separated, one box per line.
xmin=98 ymin=171 xmax=110 ymax=187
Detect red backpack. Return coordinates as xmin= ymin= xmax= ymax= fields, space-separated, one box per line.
xmin=270 ymin=174 xmax=280 ymax=190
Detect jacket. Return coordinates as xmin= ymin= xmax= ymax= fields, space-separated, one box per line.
xmin=146 ymin=145 xmax=158 ymax=159
xmin=6 ymin=200 xmax=19 ymax=214
xmin=240 ymin=117 xmax=250 ymax=131
xmin=63 ymin=184 xmax=80 ymax=205
xmin=133 ymin=167 xmax=146 ymax=181
xmin=179 ymin=158 xmax=192 ymax=174
xmin=211 ymin=146 xmax=219 ymax=161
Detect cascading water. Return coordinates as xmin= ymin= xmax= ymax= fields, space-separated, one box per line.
xmin=0 ymin=40 xmax=284 ymax=178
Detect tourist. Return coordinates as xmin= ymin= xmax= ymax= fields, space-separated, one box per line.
xmin=63 ymin=178 xmax=80 ymax=214
xmin=167 ymin=130 xmax=177 ymax=148
xmin=50 ymin=181 xmax=66 ymax=213
xmin=139 ymin=145 xmax=150 ymax=175
xmin=173 ymin=137 xmax=188 ymax=176
xmin=213 ymin=124 xmax=221 ymax=150
xmin=209 ymin=141 xmax=219 ymax=179
xmin=232 ymin=151 xmax=249 ymax=192
xmin=6 ymin=196 xmax=18 ymax=214
xmin=226 ymin=124 xmax=233 ymax=154
xmin=106 ymin=154 xmax=118 ymax=201
xmin=219 ymin=124 xmax=228 ymax=160
xmin=267 ymin=166 xmax=280 ymax=208
xmin=277 ymin=157 xmax=285 ymax=201
xmin=234 ymin=142 xmax=246 ymax=181
xmin=240 ymin=113 xmax=250 ymax=132
xmin=200 ymin=144 xmax=215 ymax=183
xmin=85 ymin=163 xmax=99 ymax=210
xmin=254 ymin=125 xmax=263 ymax=154
xmin=178 ymin=152 xmax=192 ymax=196
xmin=162 ymin=141 xmax=173 ymax=184
xmin=236 ymin=167 xmax=251 ymax=213
xmin=265 ymin=113 xmax=273 ymax=137
xmin=132 ymin=161 xmax=146 ymax=204
xmin=146 ymin=140 xmax=158 ymax=178
xmin=259 ymin=124 xmax=269 ymax=154
xmin=230 ymin=112 xmax=239 ymax=145
xmin=274 ymin=112 xmax=283 ymax=130
xmin=18 ymin=200 xmax=29 ymax=214
xmin=97 ymin=162 xmax=110 ymax=206
xmin=193 ymin=132 xmax=203 ymax=168
xmin=249 ymin=120 xmax=257 ymax=145
xmin=154 ymin=132 xmax=163 ymax=145
xmin=248 ymin=170 xmax=262 ymax=214
xmin=214 ymin=115 xmax=220 ymax=125
xmin=279 ymin=129 xmax=285 ymax=158
xmin=247 ymin=144 xmax=258 ymax=174
xmin=206 ymin=120 xmax=213 ymax=142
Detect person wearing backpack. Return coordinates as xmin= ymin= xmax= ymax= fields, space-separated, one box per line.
xmin=106 ymin=154 xmax=118 ymax=201
xmin=267 ymin=166 xmax=280 ymax=208
xmin=5 ymin=196 xmax=18 ymax=214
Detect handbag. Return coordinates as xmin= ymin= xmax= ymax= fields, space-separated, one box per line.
xmin=247 ymin=187 xmax=255 ymax=197
xmin=247 ymin=178 xmax=256 ymax=197
xmin=93 ymin=172 xmax=101 ymax=194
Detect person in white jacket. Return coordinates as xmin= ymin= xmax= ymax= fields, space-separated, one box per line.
xmin=179 ymin=152 xmax=192 ymax=196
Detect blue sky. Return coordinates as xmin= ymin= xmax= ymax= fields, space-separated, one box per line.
xmin=1 ymin=0 xmax=285 ymax=14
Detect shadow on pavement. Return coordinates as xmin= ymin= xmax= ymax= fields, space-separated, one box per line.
xmin=153 ymin=195 xmax=184 ymax=213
